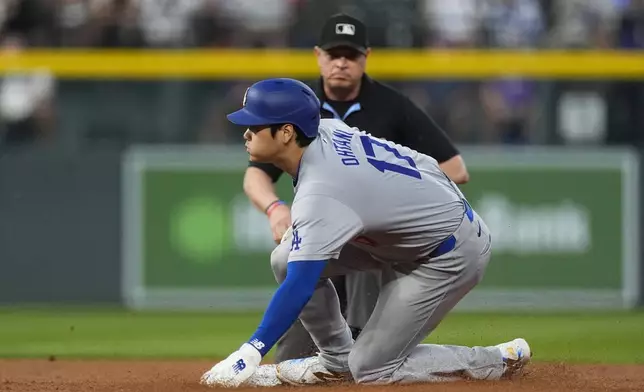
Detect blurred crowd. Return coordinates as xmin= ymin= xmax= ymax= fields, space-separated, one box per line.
xmin=0 ymin=0 xmax=642 ymax=149
xmin=1 ymin=0 xmax=642 ymax=49
xmin=0 ymin=0 xmax=643 ymax=48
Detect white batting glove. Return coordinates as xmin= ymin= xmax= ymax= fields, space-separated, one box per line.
xmin=200 ymin=343 xmax=261 ymax=388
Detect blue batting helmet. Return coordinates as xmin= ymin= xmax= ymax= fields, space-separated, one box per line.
xmin=227 ymin=78 xmax=321 ymax=138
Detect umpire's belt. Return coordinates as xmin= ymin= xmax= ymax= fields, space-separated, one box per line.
xmin=429 ymin=199 xmax=474 ymax=258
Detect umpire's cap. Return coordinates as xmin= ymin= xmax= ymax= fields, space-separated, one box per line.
xmin=318 ymin=14 xmax=369 ymax=54
xmin=227 ymin=78 xmax=321 ymax=138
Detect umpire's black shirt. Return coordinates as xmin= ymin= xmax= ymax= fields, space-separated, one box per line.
xmin=249 ymin=74 xmax=459 ymax=182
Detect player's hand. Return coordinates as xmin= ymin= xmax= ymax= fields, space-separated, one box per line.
xmin=200 ymin=343 xmax=261 ymax=388
xmin=268 ymin=204 xmax=292 ymax=244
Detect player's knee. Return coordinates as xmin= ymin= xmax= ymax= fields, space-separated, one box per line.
xmin=348 ymin=349 xmax=394 ymax=384
xmin=270 ymin=242 xmax=289 ymax=283
xmin=347 ymin=350 xmax=364 ymax=382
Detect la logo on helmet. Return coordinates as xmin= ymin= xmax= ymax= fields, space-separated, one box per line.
xmin=242 ymin=88 xmax=249 ymax=106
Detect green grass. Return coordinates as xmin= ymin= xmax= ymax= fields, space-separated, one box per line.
xmin=1 ymin=308 xmax=643 ymax=364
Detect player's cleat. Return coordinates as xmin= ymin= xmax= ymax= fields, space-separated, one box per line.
xmin=276 ymin=355 xmax=352 ymax=385
xmin=495 ymin=338 xmax=532 ymax=379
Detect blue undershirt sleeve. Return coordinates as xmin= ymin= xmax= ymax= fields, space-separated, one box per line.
xmin=247 ymin=260 xmax=327 ymax=357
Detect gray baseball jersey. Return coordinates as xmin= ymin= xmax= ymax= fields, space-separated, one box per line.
xmin=272 ymin=119 xmax=503 ymax=384
xmin=288 ymin=118 xmax=465 ymax=265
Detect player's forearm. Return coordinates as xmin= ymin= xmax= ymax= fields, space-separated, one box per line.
xmin=439 ymin=155 xmax=470 ymax=184
xmin=243 ymin=167 xmax=282 ymax=212
xmin=247 ymin=260 xmax=327 ymax=356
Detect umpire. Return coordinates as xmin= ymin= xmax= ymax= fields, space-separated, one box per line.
xmin=242 ymin=13 xmax=469 ymax=362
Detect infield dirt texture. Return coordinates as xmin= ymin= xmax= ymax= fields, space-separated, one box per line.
xmin=2 ymin=360 xmax=644 ymax=391
xmin=2 ymin=310 xmax=643 ymax=392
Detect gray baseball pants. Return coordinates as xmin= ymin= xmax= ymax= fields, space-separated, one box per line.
xmin=270 ymin=206 xmax=506 ymax=384
xmin=273 ymin=269 xmax=379 ymax=362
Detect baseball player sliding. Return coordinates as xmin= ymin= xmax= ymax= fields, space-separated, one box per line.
xmin=200 ymin=78 xmax=531 ymax=387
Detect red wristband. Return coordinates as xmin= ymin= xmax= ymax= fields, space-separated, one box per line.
xmin=265 ymin=200 xmax=286 ymax=216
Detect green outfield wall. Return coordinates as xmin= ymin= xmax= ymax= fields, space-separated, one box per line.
xmin=122 ymin=146 xmax=640 ymax=311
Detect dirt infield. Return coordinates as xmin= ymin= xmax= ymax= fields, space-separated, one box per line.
xmin=1 ymin=359 xmax=643 ymax=392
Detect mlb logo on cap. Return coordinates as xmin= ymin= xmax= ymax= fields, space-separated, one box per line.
xmin=335 ymin=23 xmax=355 ymax=36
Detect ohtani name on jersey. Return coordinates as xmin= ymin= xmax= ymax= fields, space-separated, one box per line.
xmin=332 ymin=129 xmax=360 ymax=166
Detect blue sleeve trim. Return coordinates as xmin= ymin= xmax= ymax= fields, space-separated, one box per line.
xmin=247 ymin=260 xmax=327 ymax=357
